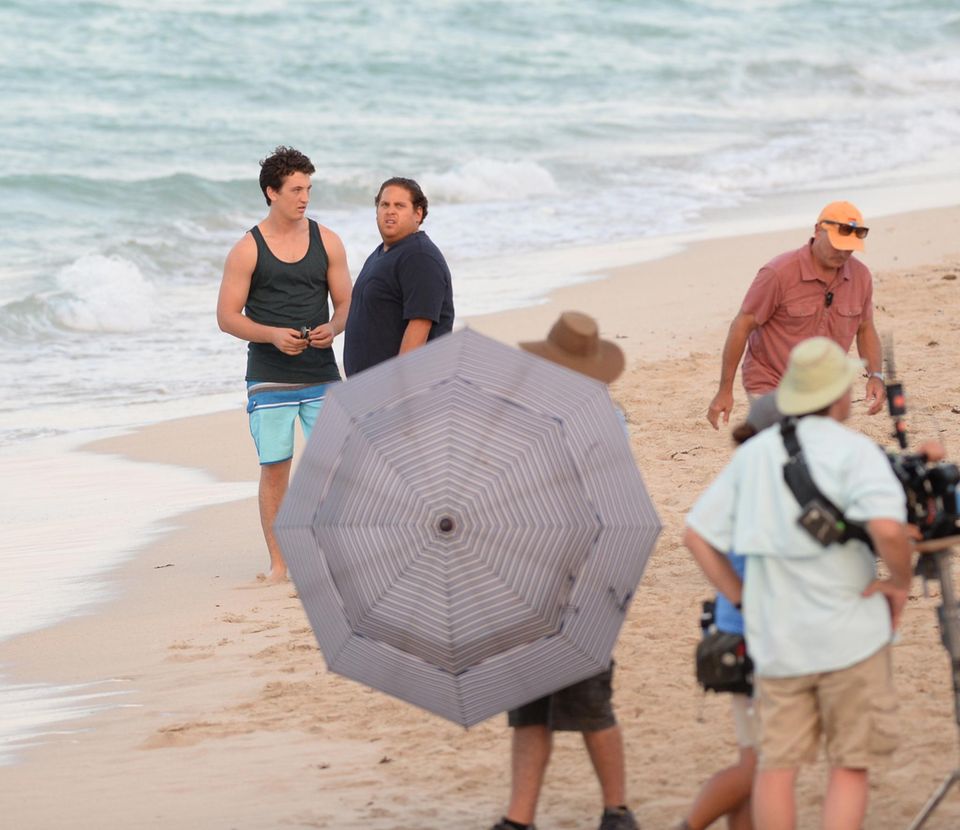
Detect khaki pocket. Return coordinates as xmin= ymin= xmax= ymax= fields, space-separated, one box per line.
xmin=868 ymin=692 xmax=899 ymax=756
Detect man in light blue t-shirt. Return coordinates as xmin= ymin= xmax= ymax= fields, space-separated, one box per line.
xmin=684 ymin=337 xmax=912 ymax=830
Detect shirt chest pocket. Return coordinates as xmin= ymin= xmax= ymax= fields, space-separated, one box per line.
xmin=832 ymin=305 xmax=862 ymax=342
xmin=782 ymin=302 xmax=819 ymax=336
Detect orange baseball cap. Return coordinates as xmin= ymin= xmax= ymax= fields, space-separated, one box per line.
xmin=817 ymin=200 xmax=866 ymax=252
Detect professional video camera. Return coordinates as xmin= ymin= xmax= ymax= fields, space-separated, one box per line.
xmin=882 ymin=353 xmax=960 ymax=542
xmin=786 ymin=343 xmax=960 ymax=548
xmin=886 ymin=345 xmax=960 ymax=830
xmin=886 ymin=449 xmax=960 ymax=541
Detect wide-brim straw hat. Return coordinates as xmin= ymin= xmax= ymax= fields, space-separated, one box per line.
xmin=776 ymin=337 xmax=863 ymax=416
xmin=519 ymin=311 xmax=625 ymax=384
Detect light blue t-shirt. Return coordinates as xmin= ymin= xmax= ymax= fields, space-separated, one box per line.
xmin=687 ymin=416 xmax=906 ymax=678
xmin=714 ymin=552 xmax=746 ymax=636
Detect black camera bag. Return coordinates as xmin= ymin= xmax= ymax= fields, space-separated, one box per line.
xmin=696 ymin=631 xmax=754 ymax=696
xmin=780 ymin=418 xmax=873 ymax=549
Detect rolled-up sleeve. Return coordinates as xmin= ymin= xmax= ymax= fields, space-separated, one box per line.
xmin=741 ymin=267 xmax=781 ymax=327
xmin=843 ymin=443 xmax=907 ymax=523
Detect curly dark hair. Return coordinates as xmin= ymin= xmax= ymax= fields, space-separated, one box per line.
xmin=375 ymin=177 xmax=429 ymax=223
xmin=259 ymin=146 xmax=316 ymax=206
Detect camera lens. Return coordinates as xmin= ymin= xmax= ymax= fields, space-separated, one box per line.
xmin=929 ymin=464 xmax=960 ymax=493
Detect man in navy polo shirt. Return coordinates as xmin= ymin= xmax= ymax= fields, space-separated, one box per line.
xmin=343 ymin=177 xmax=454 ymax=375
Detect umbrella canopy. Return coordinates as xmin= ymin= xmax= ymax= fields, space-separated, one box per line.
xmin=275 ymin=327 xmax=661 ymax=726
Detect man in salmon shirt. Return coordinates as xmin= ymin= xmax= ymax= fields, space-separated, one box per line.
xmin=707 ymin=201 xmax=885 ymax=430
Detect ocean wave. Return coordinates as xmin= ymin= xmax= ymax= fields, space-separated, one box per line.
xmin=49 ymin=255 xmax=156 ymax=333
xmin=0 ymin=171 xmax=255 ymax=212
xmin=2 ymin=0 xmax=959 ymax=443
xmin=421 ymin=159 xmax=560 ymax=204
xmin=859 ymin=52 xmax=960 ymax=92
xmin=0 ymin=255 xmax=158 ymax=336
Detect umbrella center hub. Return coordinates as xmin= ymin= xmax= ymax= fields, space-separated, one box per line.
xmin=437 ymin=515 xmax=456 ymax=535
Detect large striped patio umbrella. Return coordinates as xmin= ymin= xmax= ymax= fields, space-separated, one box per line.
xmin=275 ymin=328 xmax=661 ymax=727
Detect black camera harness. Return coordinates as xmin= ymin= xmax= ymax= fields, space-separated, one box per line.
xmin=780 ymin=418 xmax=873 ymax=549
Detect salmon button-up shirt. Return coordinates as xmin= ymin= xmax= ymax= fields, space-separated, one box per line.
xmin=741 ymin=242 xmax=873 ymax=395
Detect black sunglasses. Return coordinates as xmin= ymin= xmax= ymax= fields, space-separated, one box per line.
xmin=820 ymin=219 xmax=869 ymax=240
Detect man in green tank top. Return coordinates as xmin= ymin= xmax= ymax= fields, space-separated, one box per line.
xmin=217 ymin=146 xmax=352 ymax=584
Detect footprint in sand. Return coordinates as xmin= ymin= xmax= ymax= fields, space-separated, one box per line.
xmin=140 ymin=731 xmax=201 ymax=750
xmin=167 ymin=650 xmax=215 ymax=662
xmin=253 ymin=642 xmax=316 ymax=660
xmin=166 ymin=641 xmax=215 ymax=662
xmin=242 ymin=621 xmax=281 ymax=634
xmin=140 ymin=722 xmax=218 ymax=750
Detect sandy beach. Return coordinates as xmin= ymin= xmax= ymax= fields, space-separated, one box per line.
xmin=3 ymin=205 xmax=960 ymax=829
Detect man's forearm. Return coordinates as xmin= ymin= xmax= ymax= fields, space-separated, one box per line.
xmin=876 ymin=539 xmax=912 ymax=588
xmin=683 ymin=527 xmax=743 ymax=606
xmin=218 ymin=311 xmax=281 ymax=345
xmin=328 ymin=303 xmax=350 ymax=336
xmin=399 ymin=318 xmax=433 ymax=355
xmin=868 ymin=519 xmax=913 ymax=588
xmin=718 ymin=314 xmax=754 ymax=390
xmin=857 ymin=322 xmax=883 ymax=375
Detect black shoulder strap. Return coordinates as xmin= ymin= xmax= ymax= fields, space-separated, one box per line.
xmin=780 ymin=418 xmax=874 ymax=548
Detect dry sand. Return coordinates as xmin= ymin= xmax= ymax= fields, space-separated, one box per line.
xmin=2 ymin=206 xmax=960 ymax=828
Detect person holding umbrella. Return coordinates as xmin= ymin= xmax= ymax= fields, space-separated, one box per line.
xmin=490 ymin=311 xmax=638 ymax=830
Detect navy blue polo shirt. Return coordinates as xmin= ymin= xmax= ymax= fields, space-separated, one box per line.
xmin=343 ymin=231 xmax=454 ymax=376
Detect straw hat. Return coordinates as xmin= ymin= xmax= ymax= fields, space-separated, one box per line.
xmin=775 ymin=337 xmax=863 ymax=416
xmin=519 ymin=311 xmax=625 ymax=384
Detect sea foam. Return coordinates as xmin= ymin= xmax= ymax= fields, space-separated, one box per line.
xmin=422 ymin=159 xmax=560 ymax=203
xmin=48 ymin=254 xmax=156 ymax=333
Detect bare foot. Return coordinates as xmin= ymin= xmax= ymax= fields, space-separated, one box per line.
xmin=255 ymin=568 xmax=289 ymax=586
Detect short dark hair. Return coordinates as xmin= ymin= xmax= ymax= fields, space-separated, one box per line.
xmin=259 ymin=146 xmax=315 ymax=206
xmin=375 ymin=177 xmax=428 ymax=223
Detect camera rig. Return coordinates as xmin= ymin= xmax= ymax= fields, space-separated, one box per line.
xmin=883 ymin=343 xmax=960 ymax=543
xmin=886 ymin=340 xmax=960 ymax=828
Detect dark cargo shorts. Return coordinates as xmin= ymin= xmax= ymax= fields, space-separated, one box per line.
xmin=507 ymin=663 xmax=616 ymax=733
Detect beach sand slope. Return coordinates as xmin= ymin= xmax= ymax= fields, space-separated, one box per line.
xmin=2 ymin=208 xmax=960 ymax=828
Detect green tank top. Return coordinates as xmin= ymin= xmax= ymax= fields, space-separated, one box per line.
xmin=244 ymin=219 xmax=341 ymax=383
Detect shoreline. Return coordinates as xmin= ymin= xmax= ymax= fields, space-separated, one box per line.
xmin=2 ymin=203 xmax=960 ymax=827
xmin=6 ymin=167 xmax=960 ymax=449
xmin=464 ymin=203 xmax=960 ymax=358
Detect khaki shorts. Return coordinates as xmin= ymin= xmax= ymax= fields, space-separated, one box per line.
xmin=756 ymin=646 xmax=898 ymax=770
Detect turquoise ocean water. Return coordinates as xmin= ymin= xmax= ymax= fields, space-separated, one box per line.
xmin=1 ymin=0 xmax=959 ymax=761
xmin=2 ymin=0 xmax=960 ymax=446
